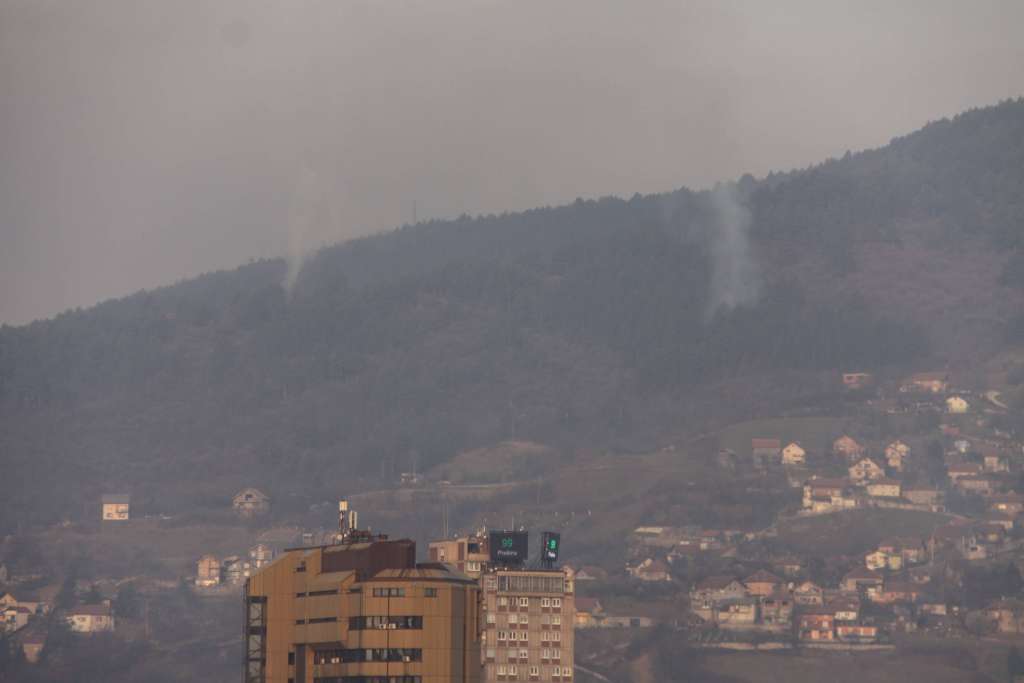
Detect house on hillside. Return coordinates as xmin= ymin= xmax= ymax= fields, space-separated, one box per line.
xmin=878 ymin=538 xmax=926 ymax=565
xmin=793 ymin=581 xmax=824 ymax=606
xmin=232 ymin=488 xmax=270 ymax=517
xmin=760 ymin=589 xmax=794 ymax=626
xmin=990 ymin=493 xmax=1024 ymax=517
xmin=772 ymin=556 xmax=803 ymax=577
xmin=983 ymin=451 xmax=1010 ymax=473
xmin=865 ymin=549 xmax=902 ymax=572
xmin=849 ymin=458 xmax=885 ymax=485
xmin=751 ymin=439 xmax=782 ymax=468
xmin=714 ymin=598 xmax=759 ymax=629
xmin=101 ymin=494 xmax=130 ymax=521
xmin=947 ymin=462 xmax=982 ymax=482
xmin=574 ymin=597 xmax=604 ymax=628
xmin=797 ymin=609 xmax=835 ymax=641
xmin=195 ymin=555 xmax=221 ymax=587
xmin=953 ymin=438 xmax=972 ymax=454
xmin=574 ymin=566 xmax=607 ymax=582
xmin=744 ymin=570 xmax=783 ymax=597
xmin=986 ymin=599 xmax=1024 ymax=634
xmin=867 ymin=478 xmax=902 ymax=498
xmin=20 ymin=632 xmax=46 ymax=663
xmin=690 ymin=576 xmax=748 ymax=613
xmin=904 ymin=486 xmax=943 ymax=508
xmin=802 ymin=477 xmax=858 ymax=512
xmin=249 ymin=544 xmax=275 ymax=569
xmin=828 ymin=596 xmax=861 ymax=622
xmin=781 ymin=442 xmax=807 ymax=466
xmin=836 ymin=622 xmax=878 ymax=643
xmin=946 ymin=396 xmax=970 ymax=414
xmin=66 ymin=604 xmax=114 ymax=633
xmin=871 ymin=581 xmax=920 ymax=604
xmin=885 ymin=440 xmax=911 ymax=472
xmin=840 ymin=567 xmax=884 ymax=593
xmin=717 ymin=448 xmax=738 ymax=471
xmin=628 ymin=558 xmax=671 ymax=582
xmin=842 ymin=373 xmax=873 ymax=390
xmin=900 ymin=372 xmax=949 ymax=394
xmin=955 ymin=475 xmax=997 ymax=495
xmin=1 ymin=605 xmax=31 ymax=633
xmin=833 ymin=435 xmax=865 ymax=460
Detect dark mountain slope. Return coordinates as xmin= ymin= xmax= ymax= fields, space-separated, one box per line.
xmin=2 ymin=99 xmax=1023 ymax=531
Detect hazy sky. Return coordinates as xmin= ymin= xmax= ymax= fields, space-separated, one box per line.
xmin=2 ymin=1 xmax=1023 ymax=325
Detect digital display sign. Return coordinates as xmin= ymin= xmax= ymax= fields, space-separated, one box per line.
xmin=488 ymin=530 xmax=528 ymax=566
xmin=541 ymin=531 xmax=561 ymax=563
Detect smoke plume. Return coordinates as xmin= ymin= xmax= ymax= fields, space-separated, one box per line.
xmin=705 ymin=183 xmax=760 ymax=317
xmin=284 ymin=166 xmax=337 ymax=295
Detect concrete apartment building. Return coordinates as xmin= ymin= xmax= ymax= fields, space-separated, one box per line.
xmin=430 ymin=532 xmax=576 ymax=683
xmin=244 ymin=535 xmax=481 ymax=683
xmin=481 ymin=568 xmax=575 ymax=682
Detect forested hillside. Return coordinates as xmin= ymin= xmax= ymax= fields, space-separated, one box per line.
xmin=2 ymin=99 xmax=1024 ymax=532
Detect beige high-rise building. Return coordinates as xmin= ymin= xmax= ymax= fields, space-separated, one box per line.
xmin=480 ymin=567 xmax=575 ymax=683
xmin=244 ymin=536 xmax=481 ymax=683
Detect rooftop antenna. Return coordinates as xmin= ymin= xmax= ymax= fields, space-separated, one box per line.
xmin=442 ymin=497 xmax=449 ymax=539
xmin=338 ymin=500 xmax=359 ymax=544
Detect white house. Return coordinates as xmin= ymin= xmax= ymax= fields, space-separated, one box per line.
xmin=66 ymin=603 xmax=114 ymax=633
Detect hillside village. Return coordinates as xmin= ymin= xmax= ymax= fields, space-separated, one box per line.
xmin=613 ymin=369 xmax=1024 ymax=657
xmin=7 ymin=363 xmax=1024 ymax=683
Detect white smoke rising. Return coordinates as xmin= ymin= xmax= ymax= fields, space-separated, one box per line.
xmin=284 ymin=165 xmax=338 ymax=295
xmin=706 ymin=183 xmax=760 ymax=317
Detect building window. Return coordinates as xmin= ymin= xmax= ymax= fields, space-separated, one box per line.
xmin=552 ymin=615 xmax=561 ymax=625
xmin=424 ymin=587 xmax=438 ymax=598
xmin=542 ymin=648 xmax=551 ymax=660
xmin=349 ymin=616 xmax=423 ymax=630
xmin=498 ymin=665 xmax=507 ymax=677
xmin=487 ymin=613 xmax=496 ymax=624
xmin=563 ymin=666 xmax=573 ymax=678
xmin=519 ymin=649 xmax=529 ymax=661
xmin=519 ymin=615 xmax=528 ymax=626
xmin=372 ymin=587 xmax=406 ymax=598
xmin=498 ymin=597 xmax=508 ymax=607
xmin=308 ymin=616 xmax=337 ymax=624
xmin=552 ymin=598 xmax=561 ymax=608
xmin=498 ymin=631 xmax=507 ymax=641
xmin=552 ymin=631 xmax=560 ymax=642
xmin=553 ymin=649 xmax=561 ymax=661
xmin=530 ymin=666 xmax=540 ymax=677
xmin=541 ymin=598 xmax=550 ymax=608
xmin=509 ymin=613 xmax=518 ymax=624
xmin=288 ymin=652 xmax=295 ymax=665
xmin=313 ymin=648 xmax=422 ymax=664
xmin=308 ymin=589 xmax=339 ymax=597
xmin=509 ymin=665 xmax=518 ymax=677
xmin=466 ymin=561 xmax=481 ymax=572
xmin=518 ymin=597 xmax=530 ymax=607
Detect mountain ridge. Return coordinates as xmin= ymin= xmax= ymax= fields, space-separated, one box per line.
xmin=2 ymin=98 xmax=1023 ymax=531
